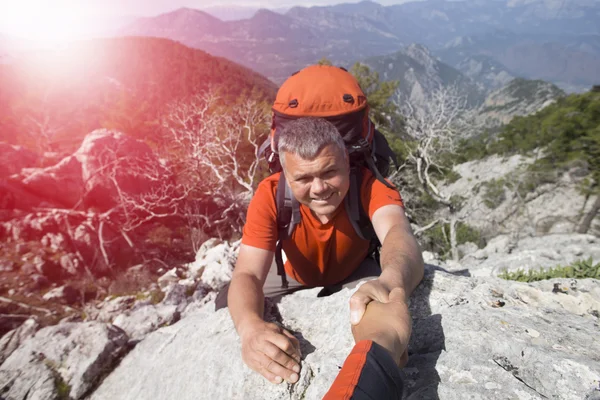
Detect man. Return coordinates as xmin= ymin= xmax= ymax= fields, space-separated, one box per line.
xmin=215 ymin=117 xmax=424 ymax=392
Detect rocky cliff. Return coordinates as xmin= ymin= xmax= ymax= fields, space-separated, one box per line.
xmin=1 ymin=236 xmax=598 ymax=399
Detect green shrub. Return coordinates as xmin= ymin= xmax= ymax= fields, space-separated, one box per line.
xmin=491 ymin=91 xmax=599 ymax=196
xmin=421 ymin=221 xmax=485 ymax=259
xmin=482 ymin=178 xmax=507 ymax=209
xmin=149 ymin=289 xmax=165 ymax=304
xmin=444 ymin=170 xmax=462 ymax=184
xmin=499 ymin=258 xmax=600 ymax=282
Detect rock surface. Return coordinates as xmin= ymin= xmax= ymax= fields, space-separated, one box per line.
xmin=2 ymin=239 xmax=599 ymax=400
xmin=0 ymin=322 xmax=129 ymax=399
xmin=90 ymin=263 xmax=600 ymax=400
xmin=0 ymin=143 xmax=38 ymax=179
xmin=461 ymin=233 xmax=600 ymax=277
xmin=2 ymin=129 xmax=167 ymax=211
xmin=442 ymin=154 xmax=599 ymax=237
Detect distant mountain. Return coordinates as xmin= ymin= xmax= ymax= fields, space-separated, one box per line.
xmin=437 ymin=31 xmax=600 ymax=93
xmin=201 ymin=5 xmax=260 ymax=21
xmin=121 ymin=6 xmax=405 ymax=83
xmin=478 ymin=78 xmax=565 ymax=126
xmin=123 ymin=8 xmax=227 ymax=40
xmin=120 ymin=0 xmax=600 ymax=89
xmin=200 ymin=5 xmax=290 ymax=21
xmin=362 ymin=44 xmax=485 ymax=107
xmin=0 ymin=37 xmax=276 ymax=153
xmin=454 ymin=54 xmax=515 ymax=91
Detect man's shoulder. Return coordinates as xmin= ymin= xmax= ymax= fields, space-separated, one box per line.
xmin=250 ymin=173 xmax=283 ymax=209
xmin=255 ymin=172 xmax=281 ymax=197
xmin=360 ymin=168 xmax=398 ymax=191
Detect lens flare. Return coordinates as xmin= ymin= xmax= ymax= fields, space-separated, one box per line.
xmin=1 ymin=0 xmax=96 ymax=48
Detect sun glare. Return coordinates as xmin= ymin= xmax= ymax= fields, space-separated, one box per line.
xmin=1 ymin=0 xmax=95 ymax=47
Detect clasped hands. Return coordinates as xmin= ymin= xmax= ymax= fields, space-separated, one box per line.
xmin=349 ymin=277 xmax=411 ymax=367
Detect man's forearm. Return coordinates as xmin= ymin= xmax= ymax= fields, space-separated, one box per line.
xmin=228 ymin=273 xmax=266 ymax=337
xmin=378 ymin=225 xmax=424 ymax=301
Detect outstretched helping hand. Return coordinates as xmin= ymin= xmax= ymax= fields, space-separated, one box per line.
xmin=349 ymin=279 xmax=411 ymax=367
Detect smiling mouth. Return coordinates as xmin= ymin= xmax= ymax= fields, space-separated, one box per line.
xmin=312 ymin=192 xmax=334 ymax=202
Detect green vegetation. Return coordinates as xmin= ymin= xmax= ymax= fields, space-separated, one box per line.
xmin=350 ymin=63 xmax=400 ymax=136
xmin=499 ymin=258 xmax=600 ymax=282
xmin=421 ymin=221 xmax=485 ymax=259
xmin=455 ymin=90 xmax=600 ymax=204
xmin=55 ymin=378 xmax=71 ymax=400
xmin=482 ymin=178 xmax=507 ymax=209
xmin=493 ymin=92 xmax=599 ymax=187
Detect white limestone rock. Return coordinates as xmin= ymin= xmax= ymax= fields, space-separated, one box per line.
xmin=91 ymin=265 xmax=600 ymax=400
xmin=0 ymin=322 xmax=129 ymax=399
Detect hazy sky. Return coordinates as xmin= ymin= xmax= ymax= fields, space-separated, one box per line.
xmin=2 ymin=0 xmax=418 ymax=19
xmin=95 ymin=0 xmax=419 ymax=16
xmin=0 ymin=0 xmax=419 ymax=42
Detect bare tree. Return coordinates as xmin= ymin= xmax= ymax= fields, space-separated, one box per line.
xmin=392 ymin=85 xmax=482 ymax=260
xmin=162 ymin=89 xmax=270 ymax=237
xmin=20 ymin=88 xmax=64 ymax=154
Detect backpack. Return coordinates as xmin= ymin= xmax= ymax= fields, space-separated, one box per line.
xmin=258 ymin=65 xmax=398 ymax=288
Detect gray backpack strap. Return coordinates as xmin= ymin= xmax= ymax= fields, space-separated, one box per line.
xmin=257 ymin=138 xmax=271 ymax=159
xmin=344 ymin=167 xmax=376 ymax=242
xmin=275 ymin=174 xmax=301 ymax=288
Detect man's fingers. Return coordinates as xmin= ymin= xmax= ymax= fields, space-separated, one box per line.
xmin=255 ymin=361 xmax=279 ymax=384
xmin=349 ymin=293 xmax=368 ymax=325
xmin=260 ymin=340 xmax=300 ymax=380
xmin=254 ymin=350 xmax=299 ymax=384
xmin=349 ymin=282 xmax=391 ymax=325
xmin=268 ymin=330 xmax=301 ymax=363
xmin=281 ymin=330 xmax=302 ymax=360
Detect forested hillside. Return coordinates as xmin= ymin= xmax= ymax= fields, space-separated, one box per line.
xmin=0 ymin=37 xmax=277 ymax=154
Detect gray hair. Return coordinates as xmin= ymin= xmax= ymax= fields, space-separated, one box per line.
xmin=277 ymin=117 xmax=346 ymax=168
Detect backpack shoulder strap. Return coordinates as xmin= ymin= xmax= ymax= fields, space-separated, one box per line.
xmin=345 ymin=167 xmax=383 ymax=263
xmin=275 ymin=173 xmax=300 ymax=288
xmin=345 ymin=166 xmax=376 ymax=241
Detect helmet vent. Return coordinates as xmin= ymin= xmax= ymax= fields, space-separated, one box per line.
xmin=343 ymin=94 xmax=355 ymax=104
xmin=288 ymin=99 xmax=299 ymax=108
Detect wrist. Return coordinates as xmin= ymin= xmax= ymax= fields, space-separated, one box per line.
xmin=237 ymin=316 xmax=264 ymax=339
xmin=378 ymin=269 xmax=403 ymax=290
xmin=377 ymin=272 xmax=408 ymax=303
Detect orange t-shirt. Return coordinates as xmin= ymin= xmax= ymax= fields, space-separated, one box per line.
xmin=242 ymin=170 xmax=404 ymax=286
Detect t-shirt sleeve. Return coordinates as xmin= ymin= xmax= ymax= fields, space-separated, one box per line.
xmin=241 ymin=177 xmax=278 ymax=252
xmin=362 ymin=172 xmax=404 ymax=220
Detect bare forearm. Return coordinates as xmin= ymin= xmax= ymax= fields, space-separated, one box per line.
xmin=228 ymin=273 xmax=265 ymax=336
xmin=378 ymin=225 xmax=424 ymax=300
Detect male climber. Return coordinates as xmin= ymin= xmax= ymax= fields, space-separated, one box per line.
xmin=215 ymin=116 xmax=424 ymax=397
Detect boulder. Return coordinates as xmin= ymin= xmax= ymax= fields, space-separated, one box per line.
xmin=189 ymin=239 xmax=240 ymax=290
xmin=74 ymin=129 xmax=167 ymax=211
xmin=2 ymin=129 xmax=167 ymax=211
xmin=0 ymin=322 xmax=129 ymax=400
xmin=42 ymin=284 xmax=81 ymax=305
xmin=0 ymin=143 xmax=38 ymax=178
xmin=112 ymin=304 xmax=180 ymax=343
xmin=0 ymin=318 xmax=39 ymax=364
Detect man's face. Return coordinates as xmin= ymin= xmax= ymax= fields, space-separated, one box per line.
xmin=281 ymin=144 xmax=350 ymax=220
